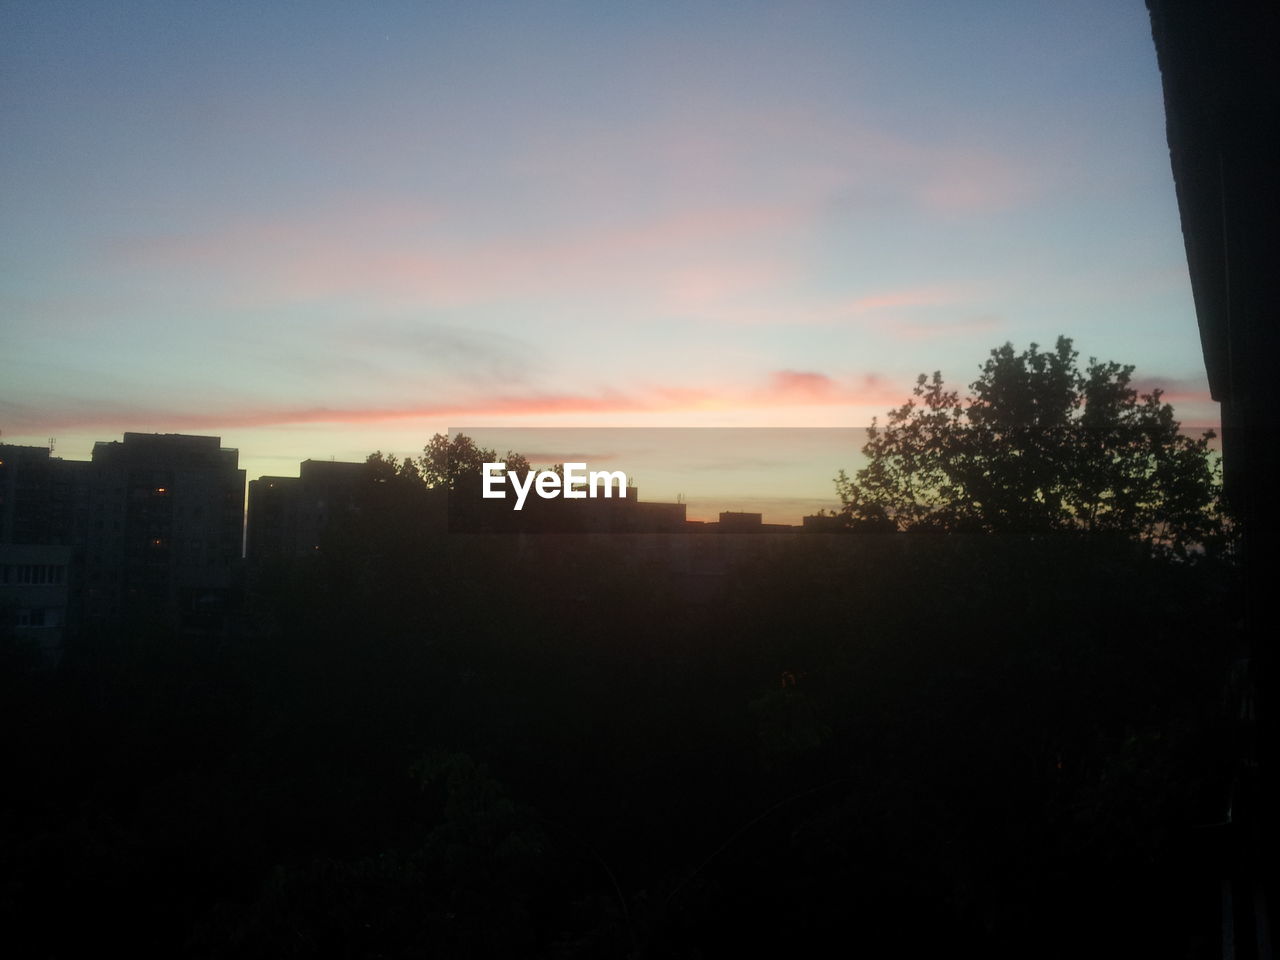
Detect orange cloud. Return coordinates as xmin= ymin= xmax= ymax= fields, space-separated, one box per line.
xmin=6 ymin=370 xmax=908 ymax=435
xmin=20 ymin=369 xmax=1214 ymax=440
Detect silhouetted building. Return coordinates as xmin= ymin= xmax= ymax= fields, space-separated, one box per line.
xmin=802 ymin=513 xmax=847 ymax=533
xmin=84 ymin=434 xmax=246 ymax=629
xmin=627 ymin=499 xmax=687 ymax=532
xmin=453 ymin=483 xmax=688 ymax=534
xmin=1148 ymin=2 xmax=1279 ymax=952
xmin=0 ymin=543 xmax=73 ymax=658
xmin=0 ymin=444 xmax=90 ymax=545
xmin=718 ymin=511 xmax=762 ymax=532
xmin=246 ymin=459 xmax=367 ymax=561
xmin=2 ymin=444 xmax=91 ymax=649
xmin=1 ymin=434 xmax=246 ymax=635
xmin=710 ymin=511 xmax=796 ymax=533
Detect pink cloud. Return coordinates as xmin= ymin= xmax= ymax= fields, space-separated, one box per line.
xmin=7 ymin=370 xmax=907 ymax=435
xmin=1104 ymin=377 xmax=1220 ymax=434
xmin=659 ymin=259 xmax=797 ymax=312
xmin=543 ymin=102 xmax=1041 ymax=218
xmin=111 ymin=201 xmax=807 ymax=311
xmin=768 ymin=370 xmax=837 ymax=401
xmin=101 ymin=110 xmax=1037 ymax=317
xmin=916 ymin=149 xmax=1036 ymax=214
xmin=1128 ymin=376 xmax=1207 ymax=398
xmin=756 ymin=371 xmax=899 ymax=407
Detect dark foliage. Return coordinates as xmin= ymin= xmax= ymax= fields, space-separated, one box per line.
xmin=0 ymin=431 xmax=1237 ymax=958
xmin=836 ymin=337 xmax=1228 ymax=558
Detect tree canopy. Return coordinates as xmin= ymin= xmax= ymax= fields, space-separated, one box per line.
xmin=367 ymin=433 xmax=530 ymax=492
xmin=419 ymin=433 xmax=529 ymax=491
xmin=835 ymin=337 xmax=1227 ymax=557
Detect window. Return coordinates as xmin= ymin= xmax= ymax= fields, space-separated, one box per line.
xmin=17 ymin=608 xmax=46 ymax=627
xmin=12 ymin=564 xmax=64 ymax=585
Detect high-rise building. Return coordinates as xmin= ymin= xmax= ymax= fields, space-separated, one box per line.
xmin=1 ymin=433 xmax=246 ymax=638
xmin=85 ymin=433 xmax=245 ymax=629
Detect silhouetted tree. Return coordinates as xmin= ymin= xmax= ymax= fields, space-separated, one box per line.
xmin=835 ymin=337 xmax=1227 ymax=556
xmin=366 ymin=449 xmax=423 ymax=483
xmin=419 ymin=433 xmax=530 ymax=491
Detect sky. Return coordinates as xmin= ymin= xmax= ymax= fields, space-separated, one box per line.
xmin=1 ymin=1 xmax=1216 ymax=520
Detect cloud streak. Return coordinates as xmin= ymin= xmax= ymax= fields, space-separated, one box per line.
xmin=2 ymin=369 xmax=909 ymax=435
xmin=110 ymin=200 xmax=809 ymax=313
xmin=4 ymin=364 xmax=1215 ymax=438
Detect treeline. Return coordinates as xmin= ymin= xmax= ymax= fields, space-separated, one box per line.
xmin=1 ymin=511 xmax=1238 ymax=957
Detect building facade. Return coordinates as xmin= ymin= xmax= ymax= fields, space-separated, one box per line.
xmin=0 ymin=433 xmax=246 ymax=639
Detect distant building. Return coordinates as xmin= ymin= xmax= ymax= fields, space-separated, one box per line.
xmin=713 ymin=511 xmax=796 ymax=534
xmin=628 ymin=496 xmax=687 ymax=532
xmin=246 ymin=459 xmax=367 ymax=561
xmin=717 ymin=511 xmax=763 ymax=532
xmin=452 ymin=481 xmax=689 ymax=534
xmin=802 ymin=514 xmax=847 ymax=533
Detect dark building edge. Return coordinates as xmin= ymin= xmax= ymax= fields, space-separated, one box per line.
xmin=1147 ymin=2 xmax=1279 ymax=956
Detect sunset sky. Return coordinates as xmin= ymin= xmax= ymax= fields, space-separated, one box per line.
xmin=1 ymin=2 xmax=1215 ymax=519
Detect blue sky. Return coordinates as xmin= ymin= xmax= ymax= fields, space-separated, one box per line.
xmin=1 ymin=1 xmax=1213 ymax=512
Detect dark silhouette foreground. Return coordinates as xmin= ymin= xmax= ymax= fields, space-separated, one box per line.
xmin=1 ymin=506 xmax=1237 ymax=957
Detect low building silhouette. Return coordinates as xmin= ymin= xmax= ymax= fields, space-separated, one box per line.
xmin=450 ymin=482 xmax=688 ymax=534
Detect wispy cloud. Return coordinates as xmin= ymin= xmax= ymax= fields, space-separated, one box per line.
xmin=1128 ymin=375 xmax=1217 ymax=428
xmin=96 ymin=104 xmax=1036 ymax=325
xmin=3 ymin=368 xmax=905 ymax=435
xmin=673 ymin=284 xmax=975 ymax=328
xmin=881 ymin=313 xmax=1004 ymax=341
xmin=109 ymin=199 xmax=808 ymax=313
